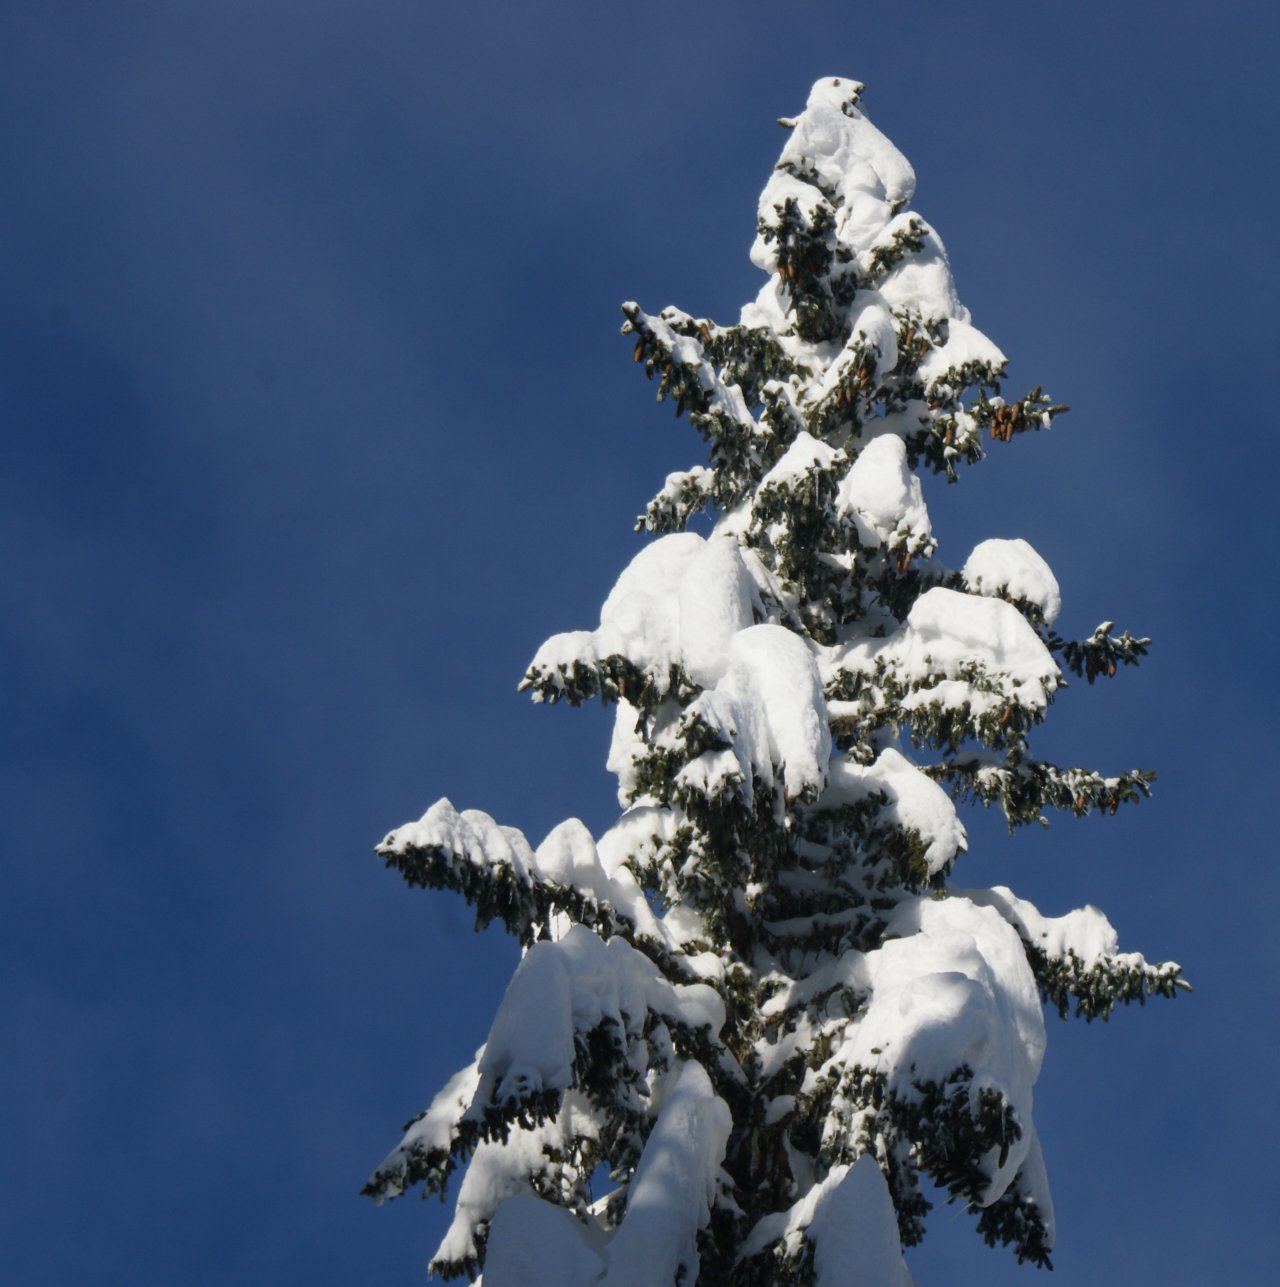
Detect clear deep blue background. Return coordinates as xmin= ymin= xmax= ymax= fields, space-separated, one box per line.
xmin=3 ymin=3 xmax=1277 ymax=1283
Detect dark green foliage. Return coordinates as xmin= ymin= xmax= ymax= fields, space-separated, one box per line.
xmin=1030 ymin=945 xmax=1189 ymax=1021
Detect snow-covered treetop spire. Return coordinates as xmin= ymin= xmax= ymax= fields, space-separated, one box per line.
xmin=751 ymin=76 xmax=919 ymax=342
xmin=365 ymin=78 xmax=1185 ymax=1287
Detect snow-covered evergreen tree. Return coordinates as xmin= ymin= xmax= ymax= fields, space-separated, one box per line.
xmin=363 ymin=78 xmax=1186 ymax=1285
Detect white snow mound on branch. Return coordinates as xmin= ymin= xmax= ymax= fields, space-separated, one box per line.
xmin=481 ymin=1064 xmax=732 ymax=1287
xmin=809 ymin=1156 xmax=915 ymax=1287
xmin=685 ymin=623 xmax=831 ymax=800
xmin=836 ymin=435 xmax=931 ymax=552
xmin=964 ymin=884 xmax=1133 ymax=970
xmin=679 ymin=535 xmax=759 ymax=687
xmin=742 ymin=1154 xmax=914 ymax=1286
xmin=477 ymin=939 xmax=576 ymax=1102
xmin=435 ymin=1095 xmax=602 ymax=1273
xmin=606 ymin=698 xmax=648 ymax=804
xmin=379 ymin=799 xmax=534 ymax=876
xmin=378 ymin=800 xmax=667 ymax=943
xmin=752 ymin=76 xmax=915 ymax=274
xmin=367 ymin=1055 xmax=482 ymax=1202
xmin=835 ymin=587 xmax=1060 ymax=717
xmin=600 ymin=1061 xmax=732 ymax=1287
xmin=963 ymin=538 xmax=1062 ymax=624
xmin=916 ymin=316 xmax=1007 ymax=388
xmin=483 ymin=1193 xmax=606 ymax=1287
xmin=529 ymin=532 xmax=758 ymax=689
xmin=818 ymin=292 xmax=898 ymax=394
xmin=758 ymin=429 xmax=843 ymax=489
xmin=474 ymin=925 xmax=724 ymax=1111
xmin=867 ymin=212 xmax=966 ymax=322
xmin=533 ymin=817 xmax=663 ymax=942
xmin=820 ymin=746 xmax=966 ymax=874
xmin=840 ymin=896 xmax=1046 ymax=1204
xmin=901 ymin=588 xmax=1058 ymax=696
xmin=595 ymin=802 xmax=678 ymax=881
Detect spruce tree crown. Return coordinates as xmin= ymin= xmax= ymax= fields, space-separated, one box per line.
xmin=363 ymin=77 xmax=1185 ymax=1286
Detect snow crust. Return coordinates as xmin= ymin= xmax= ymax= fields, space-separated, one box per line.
xmin=963 ymin=538 xmax=1062 ymax=624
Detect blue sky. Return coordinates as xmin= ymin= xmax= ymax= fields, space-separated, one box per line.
xmin=3 ymin=2 xmax=1277 ymax=1283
